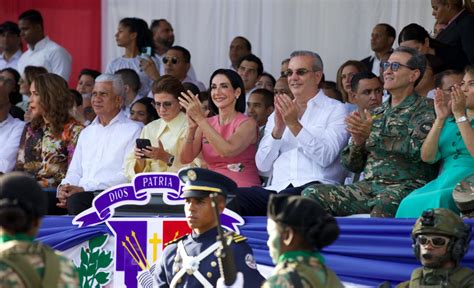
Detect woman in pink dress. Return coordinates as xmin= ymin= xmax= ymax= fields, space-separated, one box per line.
xmin=179 ymin=69 xmax=261 ymax=187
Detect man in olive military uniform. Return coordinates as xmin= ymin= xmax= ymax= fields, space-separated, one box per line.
xmin=453 ymin=174 xmax=474 ymax=218
xmin=397 ymin=208 xmax=474 ymax=287
xmin=138 ymin=168 xmax=264 ymax=287
xmin=0 ymin=172 xmax=79 ymax=287
xmin=303 ymin=46 xmax=437 ymax=217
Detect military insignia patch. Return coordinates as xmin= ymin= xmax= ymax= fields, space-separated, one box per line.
xmin=245 ymin=253 xmax=257 ymax=269
xmin=187 ymin=170 xmax=197 ymax=181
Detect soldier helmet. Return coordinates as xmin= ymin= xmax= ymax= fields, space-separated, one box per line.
xmin=412 ymin=208 xmax=472 ymax=263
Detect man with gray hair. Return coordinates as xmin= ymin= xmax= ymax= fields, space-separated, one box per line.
xmin=232 ymin=50 xmax=349 ymax=216
xmin=57 ymin=74 xmax=141 ymax=214
xmin=303 ymin=46 xmax=438 ymax=217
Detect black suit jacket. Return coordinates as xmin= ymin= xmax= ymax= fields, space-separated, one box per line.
xmin=436 ymin=10 xmax=474 ymax=67
xmin=361 ymin=56 xmax=374 ymax=71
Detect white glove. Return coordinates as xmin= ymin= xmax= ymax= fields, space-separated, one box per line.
xmin=216 ymin=272 xmax=244 ymax=288
xmin=137 ymin=269 xmax=155 ymax=288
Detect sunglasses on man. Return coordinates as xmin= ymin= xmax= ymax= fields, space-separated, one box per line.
xmin=163 ymin=56 xmax=179 ymax=65
xmin=416 ymin=235 xmax=450 ymax=248
xmin=381 ymin=61 xmax=415 ymax=72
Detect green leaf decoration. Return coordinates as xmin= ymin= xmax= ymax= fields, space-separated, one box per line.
xmin=88 ymin=234 xmax=108 ymax=251
xmin=90 ymin=250 xmax=99 ymax=264
xmin=86 ymin=259 xmax=98 ymax=276
xmin=80 ymin=248 xmax=89 ymax=265
xmin=98 ymin=251 xmax=113 ymax=269
xmin=95 ymin=272 xmax=109 ymax=285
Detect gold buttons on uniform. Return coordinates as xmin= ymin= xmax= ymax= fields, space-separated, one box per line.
xmin=210 ymin=261 xmax=217 ymax=267
xmin=207 ymin=272 xmax=213 ymax=278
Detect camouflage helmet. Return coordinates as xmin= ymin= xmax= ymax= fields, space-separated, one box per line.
xmin=412 ymin=208 xmax=472 ymax=263
xmin=412 ymin=208 xmax=469 ymax=238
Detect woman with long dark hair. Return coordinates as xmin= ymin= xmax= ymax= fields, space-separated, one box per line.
xmin=179 ymin=69 xmax=261 ymax=187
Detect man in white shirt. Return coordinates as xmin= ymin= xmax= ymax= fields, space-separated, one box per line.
xmin=0 ymin=21 xmax=22 ymax=71
xmin=230 ymin=50 xmax=349 ymax=215
xmin=0 ymin=85 xmax=25 ymax=174
xmin=17 ymin=9 xmax=72 ymax=81
xmin=57 ymin=74 xmax=141 ymax=215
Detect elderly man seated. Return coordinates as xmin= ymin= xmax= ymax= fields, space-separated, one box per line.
xmin=57 ymin=74 xmax=141 ymax=214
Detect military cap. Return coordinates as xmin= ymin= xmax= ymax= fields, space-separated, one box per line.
xmin=0 ymin=21 xmax=20 ymax=35
xmin=453 ymin=174 xmax=474 ymax=213
xmin=0 ymin=172 xmax=47 ymax=218
xmin=178 ymin=168 xmax=237 ymax=198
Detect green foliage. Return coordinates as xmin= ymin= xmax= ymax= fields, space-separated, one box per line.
xmin=75 ymin=234 xmax=113 ymax=288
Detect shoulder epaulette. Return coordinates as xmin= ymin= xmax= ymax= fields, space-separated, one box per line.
xmin=164 ymin=234 xmax=188 ymax=247
xmin=230 ymin=233 xmax=247 ymax=243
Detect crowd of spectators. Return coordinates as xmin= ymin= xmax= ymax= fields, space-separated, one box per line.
xmin=1 ymin=2 xmax=474 ymax=218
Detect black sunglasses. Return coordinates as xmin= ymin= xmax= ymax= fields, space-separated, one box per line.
xmin=381 ymin=61 xmax=415 ymax=72
xmin=163 ymin=56 xmax=178 ymax=65
xmin=285 ymin=68 xmax=315 ymax=77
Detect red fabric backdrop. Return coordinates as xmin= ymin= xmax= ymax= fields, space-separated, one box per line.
xmin=0 ymin=0 xmax=101 ymax=87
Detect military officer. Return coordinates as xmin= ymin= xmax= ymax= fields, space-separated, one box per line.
xmin=138 ymin=168 xmax=264 ymax=287
xmin=303 ymin=46 xmax=437 ymax=217
xmin=397 ymin=208 xmax=474 ymax=287
xmin=0 ymin=172 xmax=79 ymax=287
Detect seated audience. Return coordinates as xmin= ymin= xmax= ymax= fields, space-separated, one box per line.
xmin=115 ymin=68 xmax=142 ymax=116
xmin=129 ymin=97 xmax=158 ymax=125
xmin=237 ymin=54 xmax=264 ymax=103
xmin=162 ymin=46 xmax=206 ymax=91
xmin=17 ymin=65 xmax=48 ymax=114
xmin=106 ymin=17 xmax=157 ymax=97
xmin=0 ymin=85 xmax=24 ymax=174
xmin=432 ymin=0 xmax=474 ymax=67
xmin=125 ymin=75 xmax=199 ymax=180
xmin=255 ymin=72 xmax=276 ymax=92
xmin=231 ymin=51 xmax=349 ymax=216
xmin=351 ymin=71 xmax=383 ymax=113
xmin=434 ymin=69 xmax=464 ymax=100
xmin=76 ymin=68 xmax=101 ymax=95
xmin=336 ymin=60 xmax=367 ymax=111
xmin=398 ymin=23 xmax=464 ymax=71
xmin=396 ymin=66 xmax=474 ymax=217
xmin=0 ymin=68 xmax=24 ymax=120
xmin=273 ymin=76 xmax=293 ymax=100
xmin=69 ymin=89 xmax=87 ymax=125
xmin=15 ymin=73 xmax=83 ymax=189
xmin=361 ymin=23 xmax=396 ymax=75
xmin=415 ymin=54 xmax=444 ymax=98
xmin=303 ymin=46 xmax=438 ymax=217
xmin=0 ymin=172 xmax=79 ymax=286
xmin=246 ymin=88 xmax=274 ymax=145
xmin=57 ymin=74 xmax=141 ymax=215
xmin=280 ymin=58 xmax=290 ymax=77
xmin=321 ymin=81 xmax=343 ymax=102
xmin=179 ymin=69 xmax=261 ymax=187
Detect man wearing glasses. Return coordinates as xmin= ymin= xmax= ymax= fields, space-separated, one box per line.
xmin=397 ymin=208 xmax=474 ymax=287
xmin=231 ymin=50 xmax=349 ymax=216
xmin=163 ymin=46 xmax=206 ymax=92
xmin=303 ymin=46 xmax=437 ymax=217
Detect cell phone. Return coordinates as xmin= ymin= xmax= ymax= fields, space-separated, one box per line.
xmin=141 ymin=46 xmax=152 ymax=58
xmin=136 ymin=138 xmax=152 ymax=150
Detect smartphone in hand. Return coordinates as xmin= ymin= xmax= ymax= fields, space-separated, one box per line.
xmin=136 ymin=139 xmax=152 ymax=159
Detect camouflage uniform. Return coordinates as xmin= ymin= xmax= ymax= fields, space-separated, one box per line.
xmin=262 ymin=251 xmax=343 ymax=288
xmin=303 ymin=93 xmax=438 ymax=217
xmin=0 ymin=240 xmax=79 ymax=288
xmin=453 ymin=174 xmax=474 ymax=218
xmin=397 ymin=208 xmax=474 ymax=287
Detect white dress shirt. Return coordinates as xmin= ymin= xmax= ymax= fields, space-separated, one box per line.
xmin=0 ymin=115 xmax=25 ymax=173
xmin=61 ymin=111 xmax=141 ymax=191
xmin=0 ymin=50 xmax=22 ymax=71
xmin=17 ymin=36 xmax=72 ymax=81
xmin=256 ymin=90 xmax=349 ymax=191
